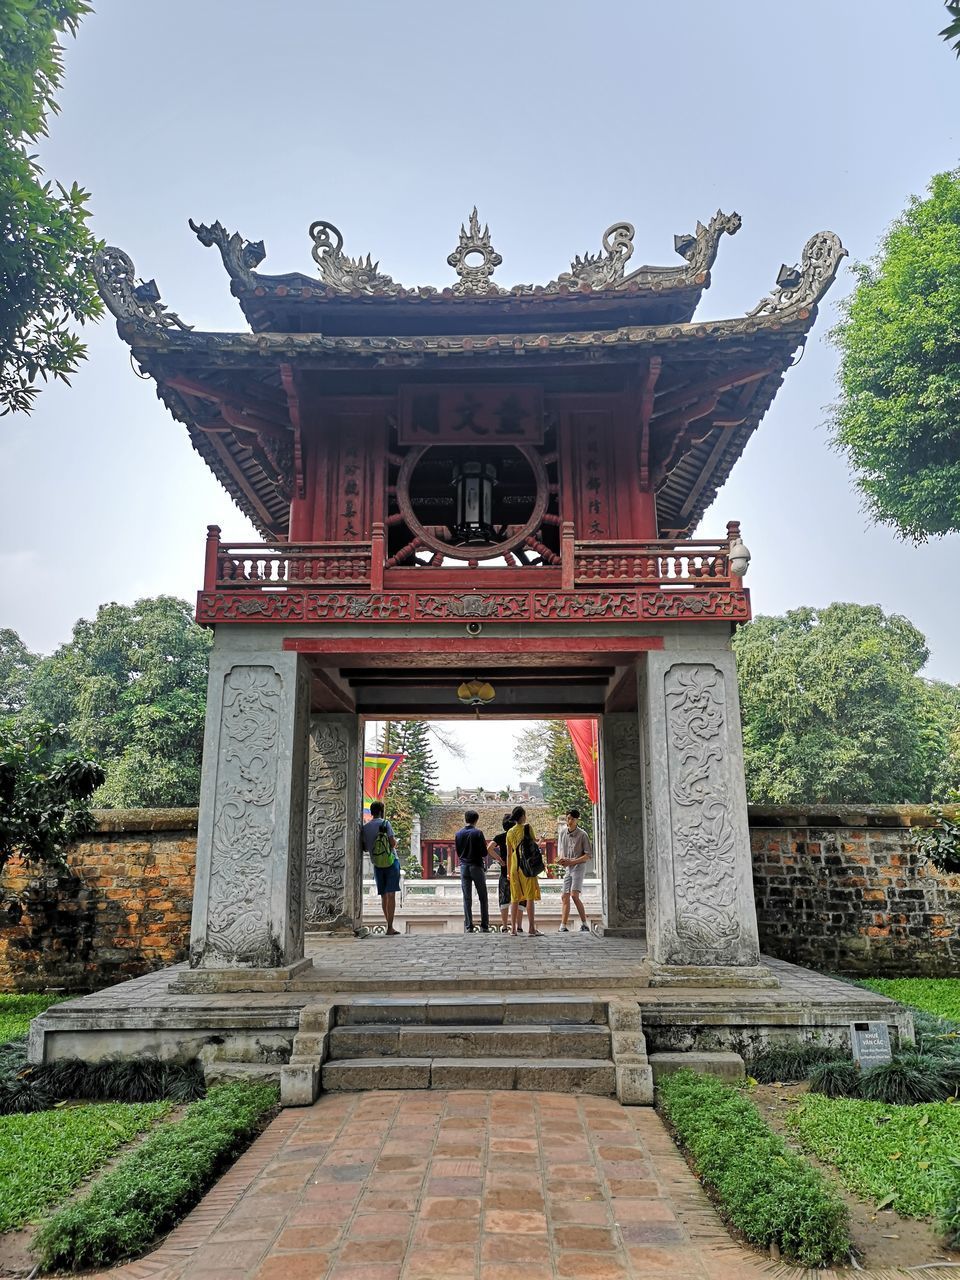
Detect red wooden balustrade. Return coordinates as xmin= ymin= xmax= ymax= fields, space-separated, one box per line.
xmin=202 ymin=527 xmax=740 ymax=594
xmin=572 ymin=539 xmax=731 ymax=587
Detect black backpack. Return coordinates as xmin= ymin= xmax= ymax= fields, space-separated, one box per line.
xmin=517 ymin=824 xmax=545 ymax=878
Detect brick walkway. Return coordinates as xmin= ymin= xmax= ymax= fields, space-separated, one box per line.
xmin=90 ymin=1090 xmax=784 ymax=1280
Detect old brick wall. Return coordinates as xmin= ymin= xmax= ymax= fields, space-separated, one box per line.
xmin=0 ymin=809 xmax=197 ymax=993
xmin=750 ymin=806 xmax=960 ymax=975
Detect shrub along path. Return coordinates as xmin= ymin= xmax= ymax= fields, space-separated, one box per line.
xmin=80 ymin=1090 xmax=951 ymax=1280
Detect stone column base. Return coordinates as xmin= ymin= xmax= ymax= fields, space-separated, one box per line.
xmin=592 ymin=925 xmax=646 ymax=941
xmin=648 ymin=962 xmax=779 ymax=990
xmin=170 ymin=957 xmax=314 ymax=994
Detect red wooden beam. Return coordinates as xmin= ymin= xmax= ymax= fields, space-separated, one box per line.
xmin=283 ymin=636 xmax=665 ymax=657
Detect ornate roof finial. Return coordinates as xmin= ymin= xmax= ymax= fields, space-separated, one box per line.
xmin=189 ymin=220 xmax=265 ymax=291
xmin=308 ymin=220 xmax=404 ymax=295
xmin=672 ymin=211 xmax=742 ymax=277
xmin=548 ymin=222 xmax=636 ymax=292
xmin=749 ymin=230 xmax=847 ymax=317
xmin=94 ymin=246 xmax=192 ymax=334
xmin=447 ymin=208 xmax=502 ymax=296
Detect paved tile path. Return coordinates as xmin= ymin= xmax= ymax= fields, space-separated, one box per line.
xmin=93 ymin=1090 xmax=782 ymax=1280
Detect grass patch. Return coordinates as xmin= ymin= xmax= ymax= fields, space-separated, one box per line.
xmin=858 ymin=978 xmax=960 ymax=1024
xmin=0 ymin=993 xmax=65 ymax=1044
xmin=0 ymin=1101 xmax=170 ymax=1232
xmin=657 ymin=1070 xmax=850 ymax=1267
xmin=35 ymin=1081 xmax=278 ymax=1272
xmin=787 ymin=1092 xmax=960 ymax=1220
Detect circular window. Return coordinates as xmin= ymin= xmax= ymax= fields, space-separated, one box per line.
xmin=396 ymin=444 xmax=549 ymax=561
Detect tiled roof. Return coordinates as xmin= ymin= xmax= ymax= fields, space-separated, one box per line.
xmin=421 ymin=804 xmax=558 ymax=842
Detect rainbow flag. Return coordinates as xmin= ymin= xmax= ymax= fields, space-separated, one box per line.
xmin=363 ymin=753 xmax=404 ymax=820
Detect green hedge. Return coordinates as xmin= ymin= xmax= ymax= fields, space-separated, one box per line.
xmin=35 ymin=1081 xmax=278 ymax=1272
xmin=0 ymin=1053 xmax=206 ymax=1114
xmin=0 ymin=1101 xmax=170 ymax=1232
xmin=657 ymin=1070 xmax=850 ymax=1267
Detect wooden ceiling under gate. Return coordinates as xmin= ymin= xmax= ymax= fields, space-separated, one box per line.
xmin=284 ymin=635 xmax=655 ymax=716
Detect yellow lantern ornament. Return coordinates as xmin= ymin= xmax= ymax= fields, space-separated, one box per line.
xmin=457 ymin=679 xmax=495 ymax=707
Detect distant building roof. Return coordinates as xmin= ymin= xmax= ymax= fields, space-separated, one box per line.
xmin=422 ymin=804 xmax=557 ymax=842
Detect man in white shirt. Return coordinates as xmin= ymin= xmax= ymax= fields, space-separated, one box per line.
xmin=557 ymin=807 xmax=592 ymax=933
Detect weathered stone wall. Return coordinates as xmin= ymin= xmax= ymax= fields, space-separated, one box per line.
xmin=0 ymin=809 xmax=197 ymax=993
xmin=749 ymin=806 xmax=960 ymax=976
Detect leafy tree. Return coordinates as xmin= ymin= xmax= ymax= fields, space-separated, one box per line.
xmin=0 ymin=720 xmax=103 ymax=876
xmin=0 ymin=0 xmax=102 ymax=415
xmin=921 ymin=679 xmax=960 ymax=802
xmin=543 ymin=721 xmax=594 ymax=825
xmin=733 ymin=603 xmax=957 ymax=804
xmin=514 ymin=721 xmax=593 ymax=825
xmin=514 ymin=723 xmax=549 ymax=780
xmin=830 ymin=169 xmax=960 ymax=539
xmin=942 ymin=2 xmax=960 ymax=57
xmin=25 ymin=597 xmax=212 ymax=807
xmin=377 ymin=721 xmax=442 ymax=876
xmin=0 ymin=628 xmax=38 ymax=717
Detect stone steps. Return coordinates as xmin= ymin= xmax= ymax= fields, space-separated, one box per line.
xmin=328 ymin=1023 xmax=611 ymax=1060
xmin=280 ymin=994 xmax=654 ymax=1107
xmin=331 ymin=995 xmax=608 ymax=1026
xmin=321 ymin=1056 xmax=616 ymax=1093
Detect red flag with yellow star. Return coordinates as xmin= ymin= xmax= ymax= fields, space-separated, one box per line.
xmin=566 ymin=720 xmax=599 ymax=804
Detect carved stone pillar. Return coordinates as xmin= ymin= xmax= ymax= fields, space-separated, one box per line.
xmin=190 ymin=649 xmax=310 ymax=970
xmin=305 ymin=714 xmax=362 ymax=932
xmin=598 ymin=713 xmax=645 ymax=936
xmin=641 ymin=648 xmax=775 ymax=986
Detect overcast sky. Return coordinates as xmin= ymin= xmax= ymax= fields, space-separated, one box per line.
xmin=1 ymin=1 xmax=958 ymax=789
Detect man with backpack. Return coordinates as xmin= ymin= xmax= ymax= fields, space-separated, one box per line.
xmin=455 ymin=809 xmax=490 ymax=933
xmin=362 ymin=800 xmax=400 ymax=936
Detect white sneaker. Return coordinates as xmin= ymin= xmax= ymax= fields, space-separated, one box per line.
xmin=558 ymin=925 xmax=569 ymax=932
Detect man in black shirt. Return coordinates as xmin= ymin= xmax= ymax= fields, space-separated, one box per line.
xmin=455 ymin=809 xmax=490 ymax=933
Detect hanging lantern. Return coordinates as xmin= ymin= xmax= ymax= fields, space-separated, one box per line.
xmin=457 ymin=679 xmax=496 ymax=706
xmin=451 ymin=460 xmax=497 ymax=544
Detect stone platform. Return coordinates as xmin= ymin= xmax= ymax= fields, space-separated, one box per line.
xmin=28 ymin=934 xmax=913 ymax=1071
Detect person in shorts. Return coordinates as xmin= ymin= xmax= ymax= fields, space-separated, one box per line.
xmin=487 ymin=813 xmax=524 ymax=933
xmin=557 ymin=807 xmax=592 ymax=933
xmin=361 ymin=800 xmax=400 ymax=935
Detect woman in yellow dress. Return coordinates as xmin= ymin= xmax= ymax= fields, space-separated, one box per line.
xmin=506 ymin=805 xmax=543 ymax=936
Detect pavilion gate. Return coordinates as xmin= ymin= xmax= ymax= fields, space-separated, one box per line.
xmin=95 ymin=206 xmax=845 ymax=988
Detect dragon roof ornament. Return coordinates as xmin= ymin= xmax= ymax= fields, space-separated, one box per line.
xmin=93 ymin=246 xmax=192 ymax=334
xmin=749 ymin=231 xmax=848 ymax=317
xmin=308 ymin=220 xmax=404 ymax=295
xmin=184 ymin=209 xmax=745 ymax=299
xmin=188 ymin=219 xmax=266 ymax=291
xmin=95 ymin=216 xmax=845 ymax=337
xmin=672 ymin=210 xmax=742 ymax=277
